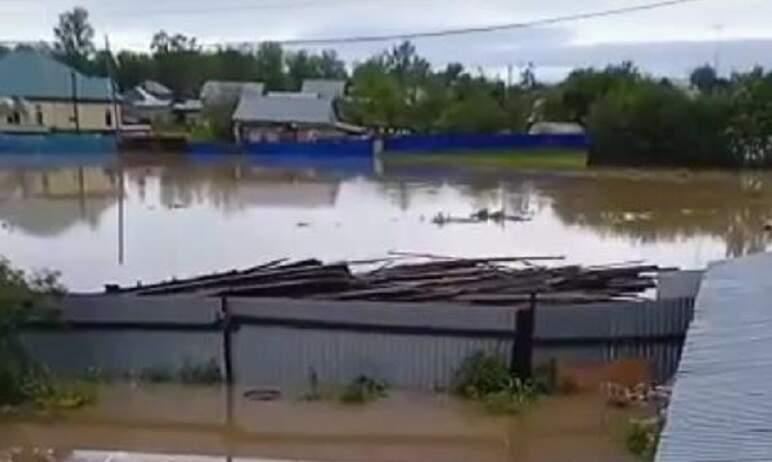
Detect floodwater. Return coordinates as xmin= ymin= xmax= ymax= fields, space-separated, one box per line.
xmin=0 ymin=152 xmax=771 ymax=290
xmin=0 ymin=384 xmax=642 ymax=462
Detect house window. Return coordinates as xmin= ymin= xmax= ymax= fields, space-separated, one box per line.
xmin=7 ymin=112 xmax=20 ymax=125
xmin=105 ymin=109 xmax=113 ymax=127
xmin=35 ymin=106 xmax=43 ymax=125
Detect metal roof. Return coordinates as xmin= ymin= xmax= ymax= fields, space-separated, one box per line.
xmin=233 ymin=92 xmax=337 ymax=125
xmin=0 ymin=51 xmax=114 ymax=101
xmin=301 ymin=79 xmax=346 ymax=99
xmin=656 ymin=252 xmax=772 ymax=462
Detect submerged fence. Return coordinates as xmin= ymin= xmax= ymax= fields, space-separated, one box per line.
xmin=21 ymin=294 xmax=695 ymax=389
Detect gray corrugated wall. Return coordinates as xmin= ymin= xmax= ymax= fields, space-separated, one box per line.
xmin=20 ymin=295 xmax=694 ymax=389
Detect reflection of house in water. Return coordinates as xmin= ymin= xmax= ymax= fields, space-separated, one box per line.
xmin=0 ymin=167 xmax=119 ymax=236
xmin=127 ymin=162 xmax=340 ymax=211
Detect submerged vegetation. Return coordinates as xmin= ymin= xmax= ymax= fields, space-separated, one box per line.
xmin=135 ymin=358 xmax=223 ymax=385
xmin=339 ymin=376 xmax=390 ymax=405
xmin=626 ymin=417 xmax=664 ymax=461
xmin=452 ymin=352 xmax=542 ymax=415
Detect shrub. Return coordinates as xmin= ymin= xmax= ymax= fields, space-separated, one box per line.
xmin=626 ymin=418 xmax=663 ymax=460
xmin=0 ymin=258 xmax=64 ymax=406
xmin=453 ymin=352 xmax=541 ymax=415
xmin=178 ymin=358 xmax=223 ymax=385
xmin=339 ymin=376 xmax=388 ymax=404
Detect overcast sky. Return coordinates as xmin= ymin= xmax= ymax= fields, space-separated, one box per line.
xmin=3 ymin=0 xmax=772 ymax=80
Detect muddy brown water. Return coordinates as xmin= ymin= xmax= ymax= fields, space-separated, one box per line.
xmin=0 ymin=384 xmax=643 ymax=462
xmin=0 ymin=153 xmax=770 ymax=291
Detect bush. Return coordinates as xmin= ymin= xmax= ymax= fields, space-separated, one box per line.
xmin=0 ymin=258 xmax=64 ymax=406
xmin=178 ymin=358 xmax=223 ymax=385
xmin=339 ymin=376 xmax=388 ymax=404
xmin=453 ymin=352 xmax=514 ymax=399
xmin=626 ymin=418 xmax=663 ymax=460
xmin=453 ymin=352 xmax=541 ymax=415
xmin=587 ymin=81 xmax=734 ymax=167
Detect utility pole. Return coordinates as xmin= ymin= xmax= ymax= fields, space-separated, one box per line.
xmin=506 ymin=64 xmax=513 ymax=99
xmin=712 ymin=23 xmax=724 ymax=74
xmin=105 ymin=35 xmax=121 ymax=140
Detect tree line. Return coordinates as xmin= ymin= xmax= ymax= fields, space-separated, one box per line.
xmin=3 ymin=7 xmax=772 ymax=167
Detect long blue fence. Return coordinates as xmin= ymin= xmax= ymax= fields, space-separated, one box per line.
xmin=384 ymin=133 xmax=588 ymax=153
xmin=188 ymin=138 xmax=373 ymax=157
xmin=0 ymin=133 xmax=117 ymax=155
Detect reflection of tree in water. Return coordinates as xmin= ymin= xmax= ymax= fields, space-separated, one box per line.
xmin=377 ymin=178 xmax=545 ymax=219
xmin=540 ymin=172 xmax=772 ymax=258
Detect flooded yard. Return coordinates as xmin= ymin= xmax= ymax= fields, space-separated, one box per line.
xmin=0 ymin=384 xmax=642 ymax=462
xmin=0 ymin=153 xmax=769 ymax=290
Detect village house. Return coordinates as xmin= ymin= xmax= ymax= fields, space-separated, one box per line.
xmin=123 ymin=80 xmax=202 ymax=126
xmin=232 ymin=92 xmax=363 ymax=143
xmin=231 ymin=79 xmax=362 ymax=143
xmin=0 ymin=51 xmax=121 ymax=133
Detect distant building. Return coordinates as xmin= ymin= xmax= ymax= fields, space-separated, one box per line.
xmin=232 ymin=92 xmax=363 ymax=143
xmin=123 ymin=80 xmax=202 ymax=126
xmin=0 ymin=51 xmax=120 ymax=133
xmin=301 ymin=79 xmax=347 ymax=99
xmin=200 ymin=81 xmax=265 ymax=108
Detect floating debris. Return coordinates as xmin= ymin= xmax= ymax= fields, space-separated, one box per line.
xmin=432 ymin=208 xmax=531 ymax=226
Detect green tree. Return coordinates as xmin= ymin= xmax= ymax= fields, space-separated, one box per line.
xmin=53 ymin=7 xmax=95 ymax=72
xmin=438 ymin=89 xmax=507 ymax=133
xmin=255 ymin=42 xmax=285 ymax=90
xmin=346 ymin=58 xmax=405 ymax=128
xmin=151 ymin=31 xmax=207 ymax=97
xmin=690 ymin=65 xmax=719 ymax=93
xmin=115 ymin=51 xmax=156 ymax=91
xmin=318 ymin=50 xmax=347 ymax=79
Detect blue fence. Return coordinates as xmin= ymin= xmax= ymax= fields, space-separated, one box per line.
xmin=0 ymin=133 xmax=118 ymax=155
xmin=384 ymin=133 xmax=588 ymax=153
xmin=187 ymin=139 xmax=374 ymax=157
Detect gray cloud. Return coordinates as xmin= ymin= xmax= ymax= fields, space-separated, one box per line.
xmin=3 ymin=0 xmax=771 ymax=77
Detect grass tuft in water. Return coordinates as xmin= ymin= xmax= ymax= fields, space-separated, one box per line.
xmin=453 ymin=351 xmax=542 ymax=415
xmin=339 ymin=376 xmax=389 ymax=405
xmin=626 ymin=417 xmax=663 ymax=461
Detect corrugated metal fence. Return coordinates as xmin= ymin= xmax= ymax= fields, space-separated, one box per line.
xmin=22 ymin=294 xmax=694 ymax=390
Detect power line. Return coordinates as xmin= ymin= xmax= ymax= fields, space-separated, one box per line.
xmin=223 ymin=0 xmax=708 ymax=46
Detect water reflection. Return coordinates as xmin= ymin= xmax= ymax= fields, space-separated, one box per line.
xmin=0 ymin=166 xmax=120 ymax=237
xmin=0 ymin=154 xmax=770 ymax=290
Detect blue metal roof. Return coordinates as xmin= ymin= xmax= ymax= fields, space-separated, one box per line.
xmin=0 ymin=51 xmax=114 ymax=101
xmin=656 ymin=252 xmax=772 ymax=461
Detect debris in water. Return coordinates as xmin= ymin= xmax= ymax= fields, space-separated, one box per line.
xmin=244 ymin=388 xmax=282 ymax=401
xmin=432 ymin=208 xmax=531 ymax=226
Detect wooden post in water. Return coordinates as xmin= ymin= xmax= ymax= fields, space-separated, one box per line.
xmin=512 ymin=292 xmax=536 ymax=379
xmin=221 ymin=296 xmax=234 ymax=385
